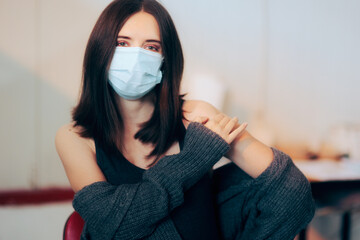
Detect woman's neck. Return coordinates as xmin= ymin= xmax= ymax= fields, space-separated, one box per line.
xmin=116 ymin=94 xmax=155 ymax=130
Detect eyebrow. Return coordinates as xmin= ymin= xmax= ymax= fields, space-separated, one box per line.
xmin=117 ymin=36 xmax=161 ymax=44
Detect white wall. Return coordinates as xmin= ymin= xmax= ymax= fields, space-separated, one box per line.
xmin=163 ymin=0 xmax=266 ymax=115
xmin=0 ymin=0 xmax=39 ymax=189
xmin=0 ymin=202 xmax=73 ymax=239
xmin=266 ymin=0 xmax=360 ymax=149
xmin=0 ymin=0 xmax=359 ymax=189
xmin=0 ymin=0 xmax=111 ymax=189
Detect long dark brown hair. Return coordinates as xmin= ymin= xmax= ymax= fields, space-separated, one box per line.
xmin=72 ymin=0 xmax=185 ymax=166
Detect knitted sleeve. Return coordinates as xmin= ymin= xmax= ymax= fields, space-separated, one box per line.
xmin=213 ymin=148 xmax=315 ymax=240
xmin=72 ymin=122 xmax=230 ymax=240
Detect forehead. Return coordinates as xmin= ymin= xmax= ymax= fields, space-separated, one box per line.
xmin=118 ymin=11 xmax=161 ymax=40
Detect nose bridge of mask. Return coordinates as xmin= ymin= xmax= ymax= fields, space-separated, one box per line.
xmin=112 ymin=47 xmax=163 ymax=76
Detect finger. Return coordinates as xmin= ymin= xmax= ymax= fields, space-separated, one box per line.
xmin=213 ymin=113 xmax=224 ymax=123
xmin=224 ymin=117 xmax=238 ymax=133
xmin=204 ymin=119 xmax=215 ymax=129
xmin=193 ymin=116 xmax=209 ymax=124
xmin=219 ymin=116 xmax=230 ymax=128
xmin=228 ymin=122 xmax=248 ymax=143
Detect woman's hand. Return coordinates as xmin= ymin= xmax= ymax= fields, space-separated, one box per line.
xmin=183 ymin=100 xmax=273 ymax=178
xmin=194 ymin=113 xmax=247 ymax=145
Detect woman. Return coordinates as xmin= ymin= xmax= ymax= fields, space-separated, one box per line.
xmin=55 ymin=0 xmax=315 ymax=239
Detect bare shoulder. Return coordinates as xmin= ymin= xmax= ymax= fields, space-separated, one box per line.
xmin=55 ymin=122 xmax=95 ymax=153
xmin=182 ymin=100 xmax=220 ymax=121
xmin=55 ymin=122 xmax=105 ymax=193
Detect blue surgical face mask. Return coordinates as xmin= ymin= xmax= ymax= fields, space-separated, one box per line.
xmin=108 ymin=47 xmax=163 ymax=100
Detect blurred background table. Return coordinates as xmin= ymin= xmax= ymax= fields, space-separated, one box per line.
xmin=294 ymin=159 xmax=360 ymax=240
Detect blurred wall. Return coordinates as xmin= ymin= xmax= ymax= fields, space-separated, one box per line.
xmin=266 ymin=0 xmax=360 ymax=150
xmin=0 ymin=0 xmax=112 ymax=189
xmin=0 ymin=0 xmax=359 ymax=189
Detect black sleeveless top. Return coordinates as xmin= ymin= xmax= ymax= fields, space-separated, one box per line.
xmin=95 ymin=133 xmax=221 ymax=240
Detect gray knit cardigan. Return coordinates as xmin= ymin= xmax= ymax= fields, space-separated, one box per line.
xmin=73 ymin=122 xmax=315 ymax=240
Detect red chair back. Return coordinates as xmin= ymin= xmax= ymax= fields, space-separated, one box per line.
xmin=63 ymin=211 xmax=85 ymax=240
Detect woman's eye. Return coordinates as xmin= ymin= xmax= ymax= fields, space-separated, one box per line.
xmin=146 ymin=45 xmax=160 ymax=52
xmin=117 ymin=41 xmax=128 ymax=47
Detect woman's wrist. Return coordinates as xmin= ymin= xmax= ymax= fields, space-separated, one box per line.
xmin=226 ymin=130 xmax=274 ymax=178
